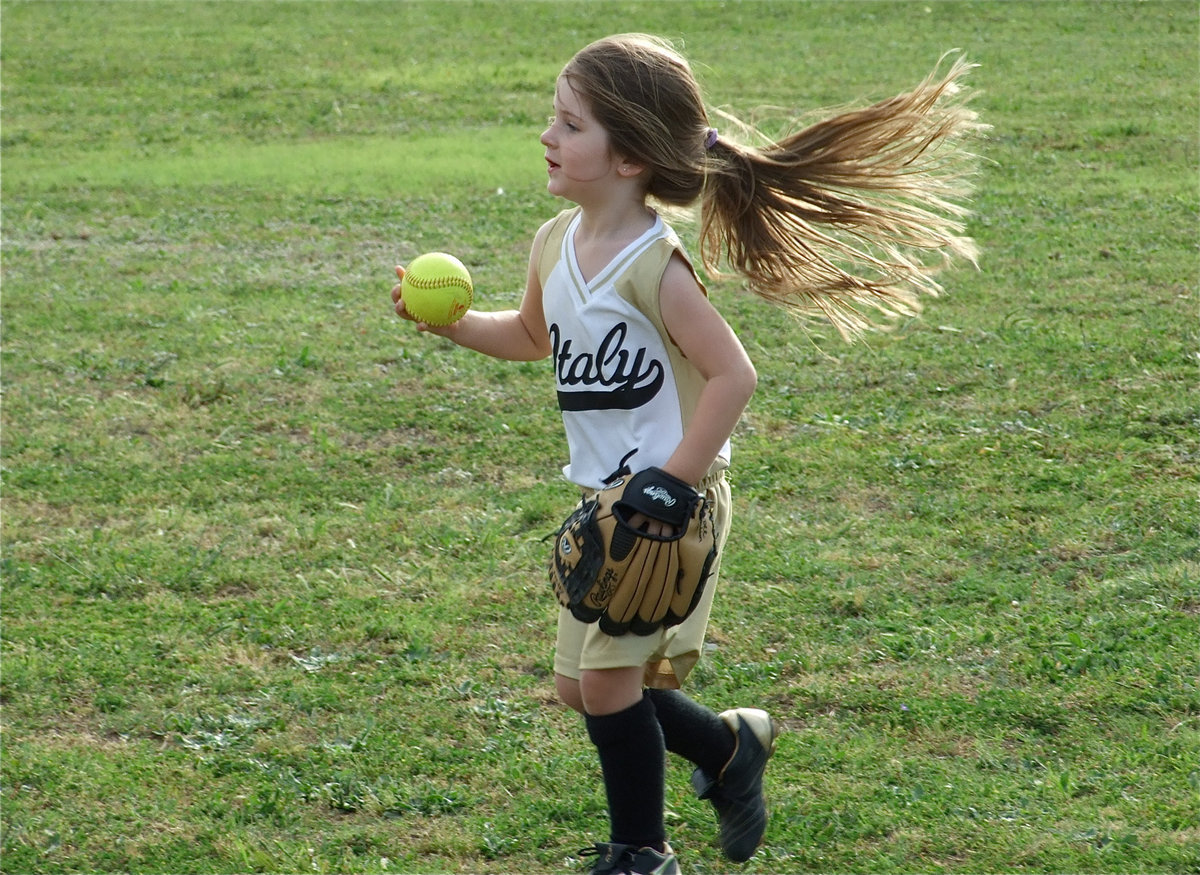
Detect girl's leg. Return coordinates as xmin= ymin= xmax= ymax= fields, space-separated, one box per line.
xmin=579 ymin=667 xmax=667 ymax=852
xmin=555 ymin=672 xmax=584 ymax=714
xmin=645 ymin=688 xmax=778 ymax=864
xmin=578 ymin=666 xmax=643 ymax=716
xmin=643 ymin=687 xmax=734 ymax=774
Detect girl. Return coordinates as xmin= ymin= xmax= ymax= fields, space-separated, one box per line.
xmin=392 ymin=34 xmax=982 ymax=875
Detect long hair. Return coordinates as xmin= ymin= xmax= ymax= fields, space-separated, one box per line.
xmin=562 ymin=35 xmax=987 ymax=340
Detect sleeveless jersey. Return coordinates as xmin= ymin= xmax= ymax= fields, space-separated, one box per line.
xmin=539 ymin=207 xmax=731 ymax=489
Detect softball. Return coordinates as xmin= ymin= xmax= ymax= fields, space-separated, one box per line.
xmin=401 ymin=252 xmax=473 ymax=326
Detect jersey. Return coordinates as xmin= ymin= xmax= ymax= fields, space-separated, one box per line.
xmin=539 ymin=207 xmax=731 ymax=490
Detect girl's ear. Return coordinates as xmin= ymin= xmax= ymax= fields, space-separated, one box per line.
xmin=617 ymin=160 xmax=646 ymax=179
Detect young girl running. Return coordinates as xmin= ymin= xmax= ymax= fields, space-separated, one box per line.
xmin=392 ymin=34 xmax=982 ymax=875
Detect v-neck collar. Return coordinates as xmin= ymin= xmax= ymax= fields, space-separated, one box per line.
xmin=563 ymin=210 xmax=663 ymax=301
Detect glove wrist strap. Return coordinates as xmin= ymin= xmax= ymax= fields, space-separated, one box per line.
xmin=617 ymin=467 xmax=699 ymax=529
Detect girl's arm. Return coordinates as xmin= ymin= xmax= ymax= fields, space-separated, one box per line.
xmin=657 ymin=254 xmax=758 ymax=487
xmin=391 ymin=221 xmax=554 ymax=362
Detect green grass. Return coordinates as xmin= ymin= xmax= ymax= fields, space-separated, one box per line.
xmin=9 ymin=130 xmax=541 ymax=196
xmin=2 ymin=1 xmax=1198 ymax=873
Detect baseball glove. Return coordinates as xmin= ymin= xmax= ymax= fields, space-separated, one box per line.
xmin=549 ymin=467 xmax=718 ymax=636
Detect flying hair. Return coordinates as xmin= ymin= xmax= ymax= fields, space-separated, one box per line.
xmin=562 ymin=36 xmax=988 ymax=340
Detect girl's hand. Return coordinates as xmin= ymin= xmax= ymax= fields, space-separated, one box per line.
xmin=392 ymin=265 xmax=455 ymax=335
xmin=624 ymin=513 xmax=677 ymax=538
xmin=391 ymin=266 xmax=414 ymax=318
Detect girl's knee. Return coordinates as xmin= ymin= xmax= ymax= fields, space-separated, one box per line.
xmin=578 ymin=666 xmax=645 ymax=715
xmin=555 ymin=672 xmax=585 ymax=714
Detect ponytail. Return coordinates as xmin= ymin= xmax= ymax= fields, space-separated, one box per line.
xmin=700 ymin=53 xmax=986 ymax=340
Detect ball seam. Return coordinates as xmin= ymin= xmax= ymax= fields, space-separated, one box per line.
xmin=405 ymin=277 xmax=472 ymax=291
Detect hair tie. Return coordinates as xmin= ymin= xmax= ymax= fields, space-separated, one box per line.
xmin=704 ymin=127 xmax=719 ymax=150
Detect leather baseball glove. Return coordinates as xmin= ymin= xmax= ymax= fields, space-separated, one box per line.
xmin=549 ymin=467 xmax=718 ymax=636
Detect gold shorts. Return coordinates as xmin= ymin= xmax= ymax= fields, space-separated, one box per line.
xmin=553 ymin=472 xmax=732 ymax=690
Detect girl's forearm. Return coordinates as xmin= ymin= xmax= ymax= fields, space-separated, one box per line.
xmin=662 ymin=367 xmax=757 ymax=487
xmin=434 ymin=308 xmax=551 ymax=362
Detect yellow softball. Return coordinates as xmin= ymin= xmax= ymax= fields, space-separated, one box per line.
xmin=401 ymin=252 xmax=473 ymax=326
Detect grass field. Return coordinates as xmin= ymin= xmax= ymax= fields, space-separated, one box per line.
xmin=2 ymin=1 xmax=1198 ymax=873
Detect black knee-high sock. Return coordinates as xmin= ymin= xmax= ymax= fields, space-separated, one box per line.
xmin=584 ymin=694 xmax=666 ymax=850
xmin=645 ymin=687 xmax=735 ymax=777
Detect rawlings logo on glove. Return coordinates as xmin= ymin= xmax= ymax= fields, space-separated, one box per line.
xmin=549 ymin=467 xmax=718 ymax=636
xmin=641 ymin=485 xmax=677 ymax=507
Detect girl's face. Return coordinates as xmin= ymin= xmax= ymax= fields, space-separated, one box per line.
xmin=541 ymin=77 xmax=623 ymax=202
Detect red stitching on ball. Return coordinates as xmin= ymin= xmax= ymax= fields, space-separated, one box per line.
xmin=406 ymin=276 xmax=471 ymax=291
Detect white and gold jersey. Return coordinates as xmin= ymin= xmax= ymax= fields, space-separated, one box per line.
xmin=539 ymin=208 xmax=730 ymax=489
